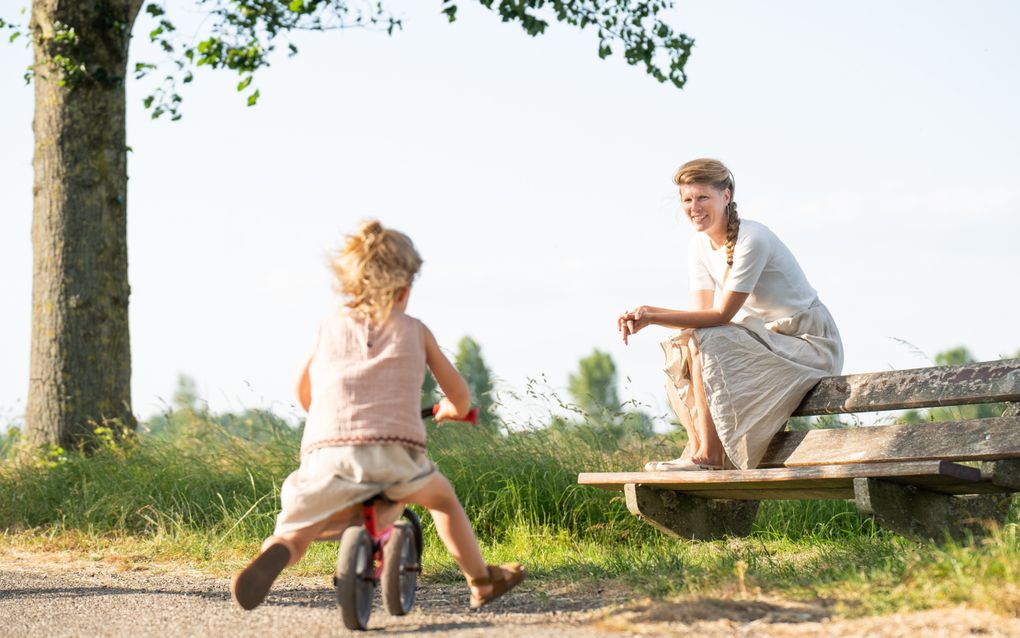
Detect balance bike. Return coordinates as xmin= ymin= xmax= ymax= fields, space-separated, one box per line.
xmin=333 ymin=405 xmax=478 ymax=630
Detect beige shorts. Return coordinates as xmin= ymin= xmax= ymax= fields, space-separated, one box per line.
xmin=274 ymin=444 xmax=437 ymax=540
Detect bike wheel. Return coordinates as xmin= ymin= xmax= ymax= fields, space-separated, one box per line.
xmin=335 ymin=526 xmax=375 ymax=630
xmin=381 ymin=521 xmax=418 ymax=615
xmin=401 ymin=507 xmax=424 ymax=564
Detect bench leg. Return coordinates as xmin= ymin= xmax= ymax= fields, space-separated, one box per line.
xmin=983 ymin=458 xmax=1020 ymax=490
xmin=852 ymin=478 xmax=1013 ymax=543
xmin=624 ymin=484 xmax=760 ymax=540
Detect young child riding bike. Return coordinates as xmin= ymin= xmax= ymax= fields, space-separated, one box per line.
xmin=230 ymin=220 xmax=525 ymax=611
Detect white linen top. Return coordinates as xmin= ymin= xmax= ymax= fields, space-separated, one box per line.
xmin=688 ymin=219 xmax=817 ymax=322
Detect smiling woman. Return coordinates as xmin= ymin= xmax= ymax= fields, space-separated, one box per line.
xmin=618 ymin=158 xmax=844 ymax=471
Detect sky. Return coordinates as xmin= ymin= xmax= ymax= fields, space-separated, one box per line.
xmin=1 ymin=0 xmax=1019 ymax=429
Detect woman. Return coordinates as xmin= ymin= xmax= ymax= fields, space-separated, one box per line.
xmin=618 ymin=159 xmax=843 ymax=470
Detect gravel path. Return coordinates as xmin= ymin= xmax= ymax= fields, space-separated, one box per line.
xmin=1 ymin=551 xmax=1018 ymax=637
xmin=0 ymin=551 xmax=613 ymax=638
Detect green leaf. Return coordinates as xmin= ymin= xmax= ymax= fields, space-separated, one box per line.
xmin=237 ymin=75 xmax=252 ymax=91
xmin=288 ymin=0 xmax=305 ymax=12
xmin=246 ymin=89 xmax=260 ymax=107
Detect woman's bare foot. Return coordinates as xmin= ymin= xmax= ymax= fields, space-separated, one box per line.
xmin=690 ymin=444 xmax=726 ymax=468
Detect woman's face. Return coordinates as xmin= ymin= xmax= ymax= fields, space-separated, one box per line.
xmin=680 ymin=183 xmax=730 ymax=239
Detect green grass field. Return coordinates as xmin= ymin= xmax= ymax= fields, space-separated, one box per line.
xmin=2 ymin=410 xmax=1018 ymax=618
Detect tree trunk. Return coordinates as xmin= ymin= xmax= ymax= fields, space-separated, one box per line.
xmin=27 ymin=0 xmax=143 ymax=448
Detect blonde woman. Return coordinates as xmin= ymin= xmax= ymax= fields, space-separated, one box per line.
xmin=618 ymin=159 xmax=843 ymax=470
xmin=231 ymin=220 xmax=524 ymax=610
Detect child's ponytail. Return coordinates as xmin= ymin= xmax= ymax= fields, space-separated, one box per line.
xmin=332 ymin=220 xmax=423 ymax=326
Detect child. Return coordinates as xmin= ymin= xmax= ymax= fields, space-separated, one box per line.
xmin=231 ymin=220 xmax=525 ymax=611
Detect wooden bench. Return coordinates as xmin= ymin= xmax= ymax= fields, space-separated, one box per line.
xmin=578 ymin=359 xmax=1020 ymax=542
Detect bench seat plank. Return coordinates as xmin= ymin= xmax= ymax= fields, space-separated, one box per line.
xmin=760 ymin=416 xmax=1020 ymax=467
xmin=578 ymin=460 xmax=1014 ymax=500
xmin=794 ymin=359 xmax=1020 ymax=416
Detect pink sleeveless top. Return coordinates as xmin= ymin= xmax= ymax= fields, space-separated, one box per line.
xmin=301 ymin=310 xmax=427 ymax=456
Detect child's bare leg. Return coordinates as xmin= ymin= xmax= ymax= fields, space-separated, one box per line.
xmin=404 ymin=473 xmax=492 ymax=598
xmin=232 ymin=516 xmax=335 ymax=610
xmin=688 ymin=337 xmax=725 ymax=467
xmin=273 ymin=514 xmax=343 ymax=565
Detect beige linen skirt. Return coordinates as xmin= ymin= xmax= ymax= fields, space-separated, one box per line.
xmin=663 ymin=301 xmax=843 ymax=469
xmin=274 ymin=443 xmax=437 ymax=540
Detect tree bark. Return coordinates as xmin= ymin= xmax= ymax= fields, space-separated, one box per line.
xmin=27 ymin=0 xmax=143 ymax=448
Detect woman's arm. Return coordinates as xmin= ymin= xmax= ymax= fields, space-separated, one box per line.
xmin=619 ymin=289 xmax=749 ymax=344
xmin=423 ymin=326 xmax=472 ymax=421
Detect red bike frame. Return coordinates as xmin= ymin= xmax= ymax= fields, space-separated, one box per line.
xmin=360 ymin=404 xmax=477 ymax=581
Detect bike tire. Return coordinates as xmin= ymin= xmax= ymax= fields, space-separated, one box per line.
xmin=336 ymin=526 xmax=375 ymax=630
xmin=401 ymin=507 xmax=424 ymax=563
xmin=381 ymin=521 xmax=418 ymax=615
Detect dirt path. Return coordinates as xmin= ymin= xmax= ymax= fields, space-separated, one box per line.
xmin=1 ymin=552 xmax=1018 ymax=637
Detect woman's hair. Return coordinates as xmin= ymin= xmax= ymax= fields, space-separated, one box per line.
xmin=673 ymin=158 xmax=740 ymax=267
xmin=331 ymin=220 xmax=423 ymax=326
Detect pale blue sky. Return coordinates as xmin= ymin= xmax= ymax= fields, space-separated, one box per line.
xmin=2 ymin=1 xmax=1019 ymax=427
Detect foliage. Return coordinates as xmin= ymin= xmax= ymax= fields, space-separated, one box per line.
xmin=568 ymin=348 xmax=619 ymax=417
xmin=560 ymin=349 xmax=652 ymax=440
xmin=0 ymin=426 xmax=23 ymax=459
xmin=1 ymin=0 xmax=694 ymax=119
xmin=453 ymin=336 xmax=496 ymax=430
xmin=420 ymin=369 xmax=439 ymax=410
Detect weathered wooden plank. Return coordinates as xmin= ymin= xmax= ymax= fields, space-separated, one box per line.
xmin=793 ymin=359 xmax=1020 ymax=416
xmin=690 ymin=481 xmax=1014 ymax=500
xmin=580 ymin=461 xmax=1014 ymax=500
xmin=677 ymin=487 xmax=855 ymax=500
xmin=578 ymin=460 xmax=981 ymax=489
xmin=760 ymin=416 xmax=1020 ymax=467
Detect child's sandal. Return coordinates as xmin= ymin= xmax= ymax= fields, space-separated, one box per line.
xmin=468 ymin=563 xmax=526 ymax=610
xmin=230 ymin=538 xmax=295 ymax=610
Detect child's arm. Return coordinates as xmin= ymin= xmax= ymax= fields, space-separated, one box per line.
xmin=295 ymin=356 xmax=312 ymax=412
xmin=424 ymin=326 xmax=471 ymax=421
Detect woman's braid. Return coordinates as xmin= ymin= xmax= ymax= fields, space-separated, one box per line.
xmin=724 ymin=200 xmax=740 ymax=267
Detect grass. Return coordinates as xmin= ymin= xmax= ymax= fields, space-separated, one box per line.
xmin=2 ymin=410 xmax=1020 ymax=618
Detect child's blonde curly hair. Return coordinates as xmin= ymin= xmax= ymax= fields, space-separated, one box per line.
xmin=331 ymin=220 xmax=422 ymax=326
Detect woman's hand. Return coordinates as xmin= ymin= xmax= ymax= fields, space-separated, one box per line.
xmin=618 ymin=306 xmax=652 ymax=345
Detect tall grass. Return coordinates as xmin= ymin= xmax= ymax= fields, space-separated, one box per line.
xmin=2 ymin=411 xmax=1019 ymax=616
